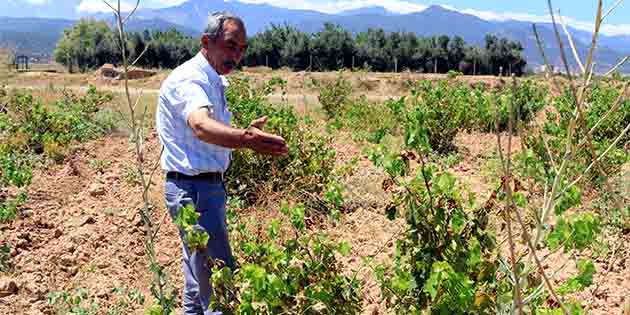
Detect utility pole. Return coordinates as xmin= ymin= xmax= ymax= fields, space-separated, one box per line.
xmin=394 ymin=57 xmax=398 ymax=73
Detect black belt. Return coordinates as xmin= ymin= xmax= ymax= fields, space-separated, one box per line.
xmin=166 ymin=171 xmax=225 ymax=182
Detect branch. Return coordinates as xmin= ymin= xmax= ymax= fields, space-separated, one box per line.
xmin=131 ymin=44 xmax=151 ymax=67
xmin=101 ymin=0 xmax=118 ymax=14
xmin=583 ymin=0 xmax=604 ymax=79
xmin=532 ymin=24 xmax=562 ymax=94
xmin=122 ymin=0 xmax=141 ymax=25
xmin=602 ymin=0 xmax=625 ymax=22
xmin=497 ymin=76 xmax=523 ymax=315
xmin=604 ymin=56 xmax=629 ymax=77
xmin=557 ymin=12 xmax=586 ymax=74
xmin=557 ymin=121 xmax=630 ymax=199
xmin=547 ymin=0 xmax=578 ymax=97
xmin=512 ymin=186 xmax=571 ymax=315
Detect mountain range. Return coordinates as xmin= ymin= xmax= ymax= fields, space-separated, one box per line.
xmin=0 ymin=0 xmax=628 ymax=73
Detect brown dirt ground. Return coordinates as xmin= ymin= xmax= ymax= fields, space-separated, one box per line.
xmin=0 ymin=71 xmax=628 ymax=314
xmin=1 ymin=127 xmax=628 ymax=315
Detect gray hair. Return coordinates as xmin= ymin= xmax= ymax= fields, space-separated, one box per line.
xmin=205 ymin=11 xmax=245 ymax=41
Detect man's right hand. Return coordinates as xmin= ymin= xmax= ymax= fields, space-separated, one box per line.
xmin=242 ymin=126 xmax=289 ymax=156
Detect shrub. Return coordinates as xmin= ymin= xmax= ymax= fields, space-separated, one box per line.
xmin=407 ymin=81 xmax=467 ymax=153
xmin=447 ymin=70 xmax=463 ymax=79
xmin=226 ymin=76 xmax=337 ymax=208
xmin=209 ymin=202 xmax=362 ymax=315
xmin=524 ymin=82 xmax=629 ymax=185
xmin=368 ymin=148 xmax=497 ymax=314
xmin=333 ymin=95 xmax=400 ymax=144
xmin=1 ymin=85 xmax=114 ymax=157
xmin=315 ymin=71 xmax=353 ymax=118
xmin=0 ymin=85 xmax=115 ymax=223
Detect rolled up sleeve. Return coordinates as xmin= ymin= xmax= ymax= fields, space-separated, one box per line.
xmin=175 ymin=78 xmax=220 ymax=123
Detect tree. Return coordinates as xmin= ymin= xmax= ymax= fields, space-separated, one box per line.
xmin=54 ymin=19 xmax=116 ymax=73
xmin=309 ymin=23 xmax=355 ymax=71
xmin=356 ymin=29 xmax=388 ymax=71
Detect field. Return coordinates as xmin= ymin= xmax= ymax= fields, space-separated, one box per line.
xmin=0 ymin=65 xmax=629 ymax=315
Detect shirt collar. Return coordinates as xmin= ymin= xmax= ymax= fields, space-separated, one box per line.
xmin=194 ymin=52 xmax=229 ymax=88
xmin=194 ymin=52 xmax=220 ymax=82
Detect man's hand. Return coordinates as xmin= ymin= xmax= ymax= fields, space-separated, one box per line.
xmin=242 ymin=126 xmax=289 ymax=156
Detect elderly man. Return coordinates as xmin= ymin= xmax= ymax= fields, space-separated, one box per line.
xmin=156 ymin=12 xmax=288 ymax=315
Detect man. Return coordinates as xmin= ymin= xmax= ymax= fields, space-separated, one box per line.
xmin=156 ymin=12 xmax=288 ymax=315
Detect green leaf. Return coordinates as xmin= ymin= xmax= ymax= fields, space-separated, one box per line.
xmin=546 ymin=212 xmax=600 ymax=252
xmin=513 ymin=192 xmax=528 ymax=208
xmin=554 ymin=186 xmax=581 ymax=215
xmin=337 ymin=241 xmax=351 ymax=256
xmin=435 ymin=173 xmax=455 ymax=196
xmin=558 ymin=259 xmax=596 ymax=295
xmin=269 ymin=218 xmax=280 ymax=240
xmin=290 ymin=204 xmax=305 ymax=232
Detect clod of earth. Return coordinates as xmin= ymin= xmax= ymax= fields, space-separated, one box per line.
xmin=0 ymin=278 xmax=18 ymax=297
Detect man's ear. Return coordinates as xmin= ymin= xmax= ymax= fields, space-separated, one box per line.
xmin=201 ymin=34 xmax=210 ymax=49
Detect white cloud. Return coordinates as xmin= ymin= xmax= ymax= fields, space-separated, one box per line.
xmin=233 ymin=0 xmax=629 ymax=35
xmin=234 ymin=0 xmax=426 ymax=14
xmin=24 ymin=0 xmax=48 ymax=4
xmin=76 ymin=0 xmax=134 ymax=13
xmin=76 ymin=0 xmax=194 ymax=13
xmin=75 ymin=0 xmax=192 ymax=12
xmin=452 ymin=6 xmax=630 ymax=36
xmin=153 ymin=0 xmax=188 ymax=5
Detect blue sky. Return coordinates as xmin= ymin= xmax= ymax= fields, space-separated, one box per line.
xmin=16 ymin=0 xmax=630 ymax=35
xmin=232 ymin=0 xmax=629 ymax=34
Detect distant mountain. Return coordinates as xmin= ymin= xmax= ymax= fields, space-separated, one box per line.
xmin=95 ymin=14 xmax=199 ymax=36
xmin=99 ymin=0 xmax=332 ymax=35
xmin=0 ymin=0 xmax=82 ymax=19
xmin=0 ymin=17 xmax=74 ymax=57
xmin=599 ymin=35 xmax=630 ymax=54
xmin=0 ymin=16 xmax=198 ymax=57
xmin=338 ymin=6 xmax=401 ymax=16
xmin=299 ymin=5 xmax=497 ymax=41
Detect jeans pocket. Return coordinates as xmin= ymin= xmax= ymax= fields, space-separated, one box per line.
xmin=164 ymin=179 xmax=196 ymax=219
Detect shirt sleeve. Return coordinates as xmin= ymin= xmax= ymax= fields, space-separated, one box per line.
xmin=175 ymin=77 xmax=220 ymax=123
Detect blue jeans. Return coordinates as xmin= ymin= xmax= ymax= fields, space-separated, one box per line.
xmin=164 ymin=177 xmax=235 ymax=315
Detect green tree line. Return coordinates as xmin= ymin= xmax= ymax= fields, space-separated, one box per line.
xmin=55 ymin=19 xmax=527 ymax=76
xmin=247 ymin=23 xmax=527 ymax=75
xmin=54 ymin=19 xmax=198 ymax=72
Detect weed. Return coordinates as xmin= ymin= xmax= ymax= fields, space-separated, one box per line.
xmin=0 ymin=191 xmax=27 ymax=223
xmin=107 ymin=287 xmax=146 ymax=315
xmin=89 ymin=159 xmax=112 ymax=173
xmin=48 ymin=288 xmax=99 ymax=315
xmin=0 ymin=243 xmax=11 ymax=273
xmin=123 ymin=163 xmax=141 ymax=186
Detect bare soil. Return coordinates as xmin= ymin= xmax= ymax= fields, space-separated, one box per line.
xmin=0 ymin=71 xmax=627 ymax=315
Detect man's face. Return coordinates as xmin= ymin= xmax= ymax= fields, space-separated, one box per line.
xmin=205 ymin=20 xmax=247 ymax=75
